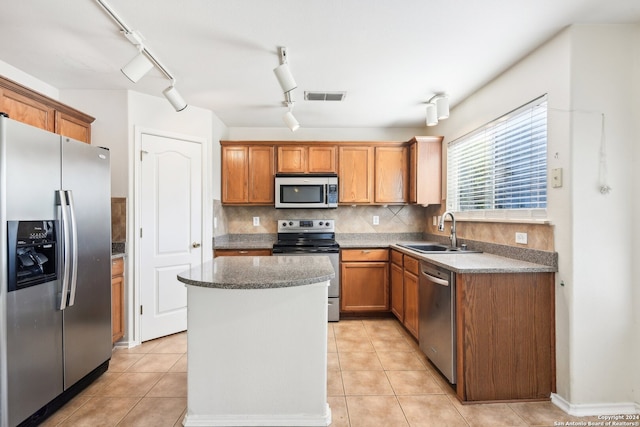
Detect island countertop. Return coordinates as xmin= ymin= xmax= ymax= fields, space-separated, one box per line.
xmin=177 ymin=255 xmax=335 ymax=289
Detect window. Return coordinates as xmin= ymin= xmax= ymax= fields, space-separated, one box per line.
xmin=446 ymin=95 xmax=547 ymax=220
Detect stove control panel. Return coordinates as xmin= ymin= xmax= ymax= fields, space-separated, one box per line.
xmin=278 ymin=219 xmax=334 ymax=233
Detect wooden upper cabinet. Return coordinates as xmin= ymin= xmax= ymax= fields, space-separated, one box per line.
xmin=375 ymin=146 xmax=408 ymax=204
xmin=0 ymin=86 xmax=55 ymax=131
xmin=221 ymin=143 xmax=275 ymax=205
xmin=0 ymin=75 xmax=94 ymax=143
xmin=338 ymin=146 xmax=374 ymax=204
xmin=409 ymin=136 xmax=443 ymax=205
xmin=56 ymin=111 xmax=91 ymax=144
xmin=308 ymin=146 xmax=336 ymax=173
xmin=248 ymin=146 xmax=275 ymax=204
xmin=277 ymin=145 xmax=336 ymax=173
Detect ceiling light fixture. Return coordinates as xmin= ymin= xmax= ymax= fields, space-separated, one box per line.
xmin=273 ymin=47 xmax=297 ymax=93
xmin=163 ymin=83 xmax=188 ymax=112
xmin=426 ymin=93 xmax=450 ymax=126
xmin=283 ymin=101 xmax=300 ymax=132
xmin=121 ymin=49 xmax=153 ymax=83
xmin=95 ymin=0 xmax=188 ymax=112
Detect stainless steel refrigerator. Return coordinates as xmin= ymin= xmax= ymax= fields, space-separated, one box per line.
xmin=0 ymin=116 xmax=112 ymax=427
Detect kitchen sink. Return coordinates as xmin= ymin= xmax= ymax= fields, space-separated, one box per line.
xmin=397 ymin=243 xmax=480 ymax=254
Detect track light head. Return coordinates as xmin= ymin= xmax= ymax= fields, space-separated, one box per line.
xmin=283 ymin=101 xmax=299 ymax=131
xmin=121 ymin=51 xmax=153 ymax=83
xmin=434 ymin=95 xmax=450 ymax=120
xmin=163 ymin=85 xmax=188 ymax=112
xmin=426 ymin=103 xmax=438 ymax=126
xmin=274 ymin=47 xmax=297 ymax=93
xmin=274 ymin=63 xmax=297 ymax=93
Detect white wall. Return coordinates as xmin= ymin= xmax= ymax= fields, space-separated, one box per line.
xmin=0 ymin=60 xmax=58 ymax=100
xmin=60 ymin=90 xmax=129 ymax=196
xmin=568 ymin=25 xmax=637 ymax=409
xmin=227 ymin=126 xmax=427 ymax=142
xmin=431 ymin=24 xmax=639 ymax=413
xmin=633 ymin=27 xmax=640 ymax=406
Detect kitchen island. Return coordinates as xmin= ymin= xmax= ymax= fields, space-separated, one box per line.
xmin=177 ymin=255 xmax=335 ymax=427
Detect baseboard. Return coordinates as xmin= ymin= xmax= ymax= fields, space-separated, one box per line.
xmin=551 ymin=393 xmax=640 ymax=417
xmin=182 ymin=404 xmax=332 ymax=427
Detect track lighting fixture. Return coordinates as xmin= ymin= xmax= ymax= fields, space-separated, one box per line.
xmin=283 ymin=101 xmax=300 ymax=132
xmin=121 ymin=50 xmax=153 ymax=83
xmin=163 ymin=84 xmax=187 ymax=112
xmin=95 ymin=0 xmax=188 ymax=112
xmin=273 ymin=47 xmax=297 ymax=93
xmin=425 ymin=93 xmax=450 ymax=126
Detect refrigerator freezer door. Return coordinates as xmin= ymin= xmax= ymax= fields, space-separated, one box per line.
xmin=60 ymin=138 xmax=112 ymax=388
xmin=1 ymin=118 xmax=64 ymax=426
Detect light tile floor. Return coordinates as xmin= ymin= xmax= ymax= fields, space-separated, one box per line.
xmin=40 ymin=318 xmax=598 ymax=426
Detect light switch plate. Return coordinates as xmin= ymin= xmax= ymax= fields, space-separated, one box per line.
xmin=253 ymin=217 xmax=260 ymax=226
xmin=373 ymin=215 xmax=379 ymax=225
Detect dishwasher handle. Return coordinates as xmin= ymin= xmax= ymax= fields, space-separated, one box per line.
xmin=422 ymin=270 xmax=450 ymax=286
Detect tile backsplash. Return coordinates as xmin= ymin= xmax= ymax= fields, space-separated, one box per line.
xmin=111 ymin=197 xmax=127 ymax=242
xmin=217 ymin=203 xmax=426 ymax=235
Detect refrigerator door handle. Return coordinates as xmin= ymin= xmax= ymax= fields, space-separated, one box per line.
xmin=58 ymin=190 xmax=71 ymax=310
xmin=66 ymin=190 xmax=79 ymax=307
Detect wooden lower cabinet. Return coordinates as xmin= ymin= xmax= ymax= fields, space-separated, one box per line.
xmin=111 ymin=257 xmax=125 ymax=344
xmin=214 ymin=249 xmax=272 ymax=257
xmin=390 ymin=261 xmax=404 ymax=320
xmin=402 ymin=255 xmax=419 ymax=339
xmin=389 ymin=249 xmax=419 ymax=339
xmin=456 ymin=272 xmax=556 ymax=402
xmin=340 ymin=249 xmax=389 ymax=312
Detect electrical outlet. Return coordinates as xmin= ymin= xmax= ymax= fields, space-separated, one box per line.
xmin=432 ymin=216 xmax=437 ymax=226
xmin=214 ymin=217 xmax=218 ymax=229
xmin=253 ymin=217 xmax=260 ymax=226
xmin=515 ymin=232 xmax=528 ymax=244
xmin=373 ymin=215 xmax=379 ymax=225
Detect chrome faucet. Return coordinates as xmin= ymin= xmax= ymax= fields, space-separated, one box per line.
xmin=438 ymin=211 xmax=457 ymax=248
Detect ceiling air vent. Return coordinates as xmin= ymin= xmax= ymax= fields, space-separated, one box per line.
xmin=304 ymin=91 xmax=347 ymax=101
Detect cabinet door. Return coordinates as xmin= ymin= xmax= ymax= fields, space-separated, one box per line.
xmin=277 ymin=146 xmax=307 ymax=173
xmin=308 ymin=146 xmax=337 ymax=173
xmin=390 ymin=262 xmax=404 ymax=321
xmin=403 ymin=270 xmax=419 ymax=339
xmin=222 ymin=146 xmax=249 ymax=203
xmin=338 ymin=146 xmax=374 ymax=203
xmin=375 ymin=146 xmax=408 ymax=203
xmin=111 ymin=258 xmax=125 ymax=343
xmin=248 ymin=146 xmax=275 ymax=204
xmin=409 ymin=137 xmax=442 ymax=205
xmin=341 ymin=262 xmax=389 ymax=312
xmin=56 ymin=111 xmax=91 ymax=143
xmin=0 ymin=87 xmax=55 ymax=132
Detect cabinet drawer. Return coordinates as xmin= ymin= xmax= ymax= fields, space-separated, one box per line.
xmin=111 ymin=257 xmax=124 ymax=277
xmin=403 ymin=255 xmax=419 ymax=275
xmin=215 ymin=249 xmax=272 ymax=257
xmin=341 ymin=248 xmax=388 ymax=262
xmin=390 ymin=249 xmax=403 ymax=266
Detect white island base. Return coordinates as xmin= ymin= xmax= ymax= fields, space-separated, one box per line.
xmin=183 ymin=281 xmax=331 ymax=427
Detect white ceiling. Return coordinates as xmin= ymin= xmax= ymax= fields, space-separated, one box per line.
xmin=1 ymin=0 xmax=639 ymax=129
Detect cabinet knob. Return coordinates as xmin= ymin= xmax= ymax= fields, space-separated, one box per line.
xmin=192 ymin=242 xmax=201 ymax=248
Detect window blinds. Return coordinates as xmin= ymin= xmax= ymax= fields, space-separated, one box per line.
xmin=447 ymin=96 xmax=547 ymax=215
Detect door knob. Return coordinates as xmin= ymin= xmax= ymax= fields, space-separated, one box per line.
xmin=192 ymin=242 xmax=201 ymax=248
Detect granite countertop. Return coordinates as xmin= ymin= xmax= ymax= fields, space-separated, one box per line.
xmin=389 ymin=244 xmax=556 ymax=274
xmin=177 ymin=255 xmax=335 ymax=289
xmin=214 ymin=241 xmax=275 ymax=250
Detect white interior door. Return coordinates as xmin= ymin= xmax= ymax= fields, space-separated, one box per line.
xmin=140 ymin=132 xmax=202 ymax=342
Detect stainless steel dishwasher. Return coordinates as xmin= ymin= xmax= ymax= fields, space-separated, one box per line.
xmin=418 ymin=261 xmax=456 ymax=384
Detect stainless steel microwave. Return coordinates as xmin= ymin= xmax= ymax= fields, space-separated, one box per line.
xmin=275 ymin=174 xmax=338 ymax=209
